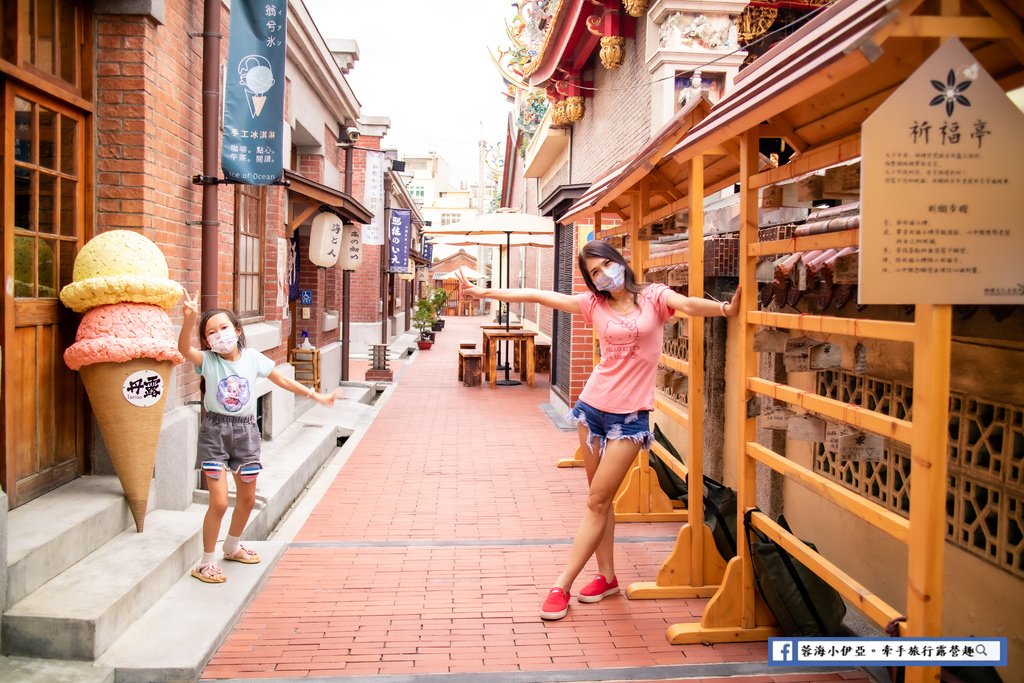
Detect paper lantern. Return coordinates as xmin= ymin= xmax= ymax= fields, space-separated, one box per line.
xmin=309 ymin=211 xmax=343 ymax=268
xmin=339 ymin=223 xmax=363 ymax=271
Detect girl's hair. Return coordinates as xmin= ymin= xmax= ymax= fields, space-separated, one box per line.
xmin=197 ymin=308 xmax=247 ymax=350
xmin=577 ymin=240 xmax=644 ymax=301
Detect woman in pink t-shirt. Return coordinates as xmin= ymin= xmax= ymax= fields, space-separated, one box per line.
xmin=458 ymin=240 xmax=739 ymax=621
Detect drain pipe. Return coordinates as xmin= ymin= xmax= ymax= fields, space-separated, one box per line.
xmin=341 ymin=134 xmax=353 ymax=381
xmin=199 ymin=0 xmax=221 ymax=312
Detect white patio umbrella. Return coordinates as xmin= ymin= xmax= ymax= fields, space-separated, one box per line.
xmin=437 ymin=265 xmax=485 ymax=280
xmin=423 ymin=209 xmax=555 ymax=386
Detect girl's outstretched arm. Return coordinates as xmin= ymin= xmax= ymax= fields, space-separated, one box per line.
xmin=456 ymin=271 xmax=581 ymax=314
xmin=664 ymin=286 xmax=742 ymax=318
xmin=268 ymin=369 xmax=338 ymax=407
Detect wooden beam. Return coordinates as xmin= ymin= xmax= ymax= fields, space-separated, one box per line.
xmin=747 ymin=311 xmax=917 ymax=343
xmin=687 ymin=153 xmax=708 ymax=587
xmin=746 ymin=443 xmax=911 ymax=543
xmin=748 ymin=512 xmax=906 ymax=628
xmin=977 ymin=0 xmax=1024 ymax=64
xmin=748 ymin=377 xmax=914 ymax=444
xmin=287 ymin=202 xmax=320 ymax=234
xmin=650 ymin=167 xmax=684 ymax=201
xmin=747 ymin=229 xmax=859 ymax=257
xmin=659 ymin=354 xmax=690 ymax=375
xmin=749 ymin=133 xmax=861 ymax=190
xmin=887 ymin=15 xmax=1008 ymax=39
xmin=761 ymin=115 xmax=809 ymax=153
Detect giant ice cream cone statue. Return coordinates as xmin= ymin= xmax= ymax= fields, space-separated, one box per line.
xmin=60 ymin=231 xmax=184 ymax=532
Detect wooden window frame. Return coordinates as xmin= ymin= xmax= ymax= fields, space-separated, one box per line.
xmin=233 ymin=184 xmax=266 ymax=321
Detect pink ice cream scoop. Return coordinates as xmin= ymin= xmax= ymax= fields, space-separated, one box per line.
xmin=64 ymin=302 xmax=184 ymax=371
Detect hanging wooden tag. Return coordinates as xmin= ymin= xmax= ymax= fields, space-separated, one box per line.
xmin=787 ymin=414 xmax=826 ymax=441
xmin=754 ymin=328 xmax=789 ymax=353
xmin=825 ymin=422 xmax=857 ymax=452
xmin=809 ymin=342 xmax=843 ymax=369
xmin=838 ymin=432 xmax=885 ymax=461
xmin=853 ymin=342 xmax=868 ymax=373
xmin=834 ymin=250 xmax=859 ymax=284
xmin=759 ymin=406 xmax=795 ymax=430
xmin=783 ymin=336 xmax=816 ymax=372
xmin=797 ymin=259 xmax=808 ymax=292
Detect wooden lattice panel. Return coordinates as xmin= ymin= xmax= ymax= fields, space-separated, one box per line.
xmin=811 ymin=371 xmax=1024 ymax=579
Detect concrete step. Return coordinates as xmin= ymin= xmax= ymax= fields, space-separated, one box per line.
xmin=6 ymin=476 xmax=136 ymax=609
xmin=97 ymin=540 xmax=286 ymax=683
xmin=2 ymin=506 xmax=206 ymax=660
xmin=0 ymin=656 xmax=114 ymax=683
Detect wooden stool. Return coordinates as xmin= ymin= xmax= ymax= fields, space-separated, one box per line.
xmin=459 ymin=350 xmax=483 ymax=387
xmin=534 ymin=341 xmax=551 ymax=373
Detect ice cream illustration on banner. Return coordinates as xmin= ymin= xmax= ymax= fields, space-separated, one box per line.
xmin=238 ymin=54 xmax=275 ymax=118
xmin=60 ymin=230 xmax=185 ymax=532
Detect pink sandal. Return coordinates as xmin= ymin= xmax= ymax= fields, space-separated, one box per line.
xmin=223 ymin=544 xmax=261 ymax=564
xmin=191 ymin=561 xmax=227 ymax=583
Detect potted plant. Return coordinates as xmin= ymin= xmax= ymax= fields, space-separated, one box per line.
xmin=412 ymin=298 xmax=436 ymax=350
xmin=429 ymin=288 xmax=449 ymax=330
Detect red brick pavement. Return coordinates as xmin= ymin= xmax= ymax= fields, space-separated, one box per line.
xmin=202 ymin=316 xmax=868 ymax=681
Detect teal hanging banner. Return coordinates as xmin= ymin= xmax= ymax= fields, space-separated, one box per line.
xmin=222 ymin=0 xmax=286 ymax=184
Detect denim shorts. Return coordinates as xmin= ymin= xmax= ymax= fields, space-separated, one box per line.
xmin=196 ymin=413 xmax=262 ymax=482
xmin=566 ymin=400 xmax=654 ymax=455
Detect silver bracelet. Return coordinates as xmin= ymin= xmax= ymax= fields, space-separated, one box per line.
xmin=306 ymin=387 xmax=314 ymax=398
xmin=720 ymin=301 xmax=727 ymax=317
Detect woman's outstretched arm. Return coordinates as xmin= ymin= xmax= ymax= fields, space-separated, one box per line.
xmin=665 ymin=286 xmax=742 ymax=318
xmin=457 ymin=271 xmax=581 ymax=314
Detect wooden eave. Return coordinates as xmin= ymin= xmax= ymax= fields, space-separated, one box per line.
xmin=525 ymin=0 xmax=599 ymax=85
xmin=583 ymin=0 xmax=1024 ymax=232
xmin=285 ymin=170 xmax=373 ymax=232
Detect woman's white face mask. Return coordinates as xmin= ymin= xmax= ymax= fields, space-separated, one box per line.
xmin=593 ymin=262 xmax=626 ymax=292
xmin=208 ymin=329 xmax=238 ymax=355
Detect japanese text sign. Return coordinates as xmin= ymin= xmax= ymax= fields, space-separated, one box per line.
xmin=388 ymin=209 xmax=412 ymax=273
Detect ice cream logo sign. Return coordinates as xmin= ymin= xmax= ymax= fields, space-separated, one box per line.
xmin=222 ymin=0 xmax=286 ymax=185
xmin=122 ymin=369 xmax=165 ymax=408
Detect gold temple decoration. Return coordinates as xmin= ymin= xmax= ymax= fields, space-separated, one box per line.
xmin=550 ymin=99 xmax=570 ymax=126
xmin=600 ymin=35 xmax=625 ymax=69
xmin=563 ymin=96 xmax=584 ymax=123
xmin=736 ymin=6 xmax=778 ymax=42
xmin=622 ymin=0 xmax=648 ymax=17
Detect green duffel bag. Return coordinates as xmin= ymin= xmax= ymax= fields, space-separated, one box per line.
xmin=744 ymin=509 xmax=847 ymax=637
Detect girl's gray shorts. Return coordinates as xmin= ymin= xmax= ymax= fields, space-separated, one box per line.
xmin=196 ymin=412 xmax=262 ymax=479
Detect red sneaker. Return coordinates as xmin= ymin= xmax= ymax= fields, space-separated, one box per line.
xmin=577 ymin=574 xmax=619 ymax=603
xmin=539 ymin=587 xmax=571 ymax=620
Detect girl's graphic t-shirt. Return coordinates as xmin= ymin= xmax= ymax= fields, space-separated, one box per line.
xmin=195 ymin=348 xmax=275 ymax=416
xmin=575 ymin=283 xmax=675 ymax=414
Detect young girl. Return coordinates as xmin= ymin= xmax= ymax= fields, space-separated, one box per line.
xmin=458 ymin=240 xmax=740 ymax=620
xmin=178 ymin=291 xmax=338 ymax=583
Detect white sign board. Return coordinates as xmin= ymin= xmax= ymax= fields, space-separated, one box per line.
xmin=122 ymin=369 xmax=164 ymax=408
xmin=362 ymin=153 xmax=385 ymax=245
xmin=860 ymin=39 xmax=1024 ymax=304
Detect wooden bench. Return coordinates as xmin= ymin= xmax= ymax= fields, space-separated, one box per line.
xmin=459 ymin=341 xmax=476 ymax=349
xmin=459 ymin=350 xmax=483 ymax=387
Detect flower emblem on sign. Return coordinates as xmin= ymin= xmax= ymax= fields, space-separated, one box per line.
xmin=929 ymin=68 xmax=972 ymax=117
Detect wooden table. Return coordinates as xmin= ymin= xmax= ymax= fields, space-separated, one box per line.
xmin=480 ymin=323 xmax=522 ymax=382
xmin=483 ymin=328 xmax=537 ymax=388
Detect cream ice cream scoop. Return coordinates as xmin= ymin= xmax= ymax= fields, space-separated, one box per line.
xmin=59 ymin=230 xmax=183 ymax=312
xmin=64 ymin=303 xmax=184 ymax=370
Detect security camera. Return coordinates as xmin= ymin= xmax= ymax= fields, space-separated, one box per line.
xmin=345 ymin=126 xmax=360 ymax=142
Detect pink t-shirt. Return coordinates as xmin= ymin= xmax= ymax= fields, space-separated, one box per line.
xmin=576 ymin=283 xmax=675 ymax=413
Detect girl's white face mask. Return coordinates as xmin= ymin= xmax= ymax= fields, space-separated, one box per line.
xmin=593 ymin=262 xmax=626 ymax=292
xmin=208 ymin=330 xmax=238 ymax=355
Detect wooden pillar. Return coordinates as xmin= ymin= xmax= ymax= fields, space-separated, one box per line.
xmin=687 ymin=155 xmax=707 ymax=585
xmin=905 ymin=303 xmax=952 ymax=683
